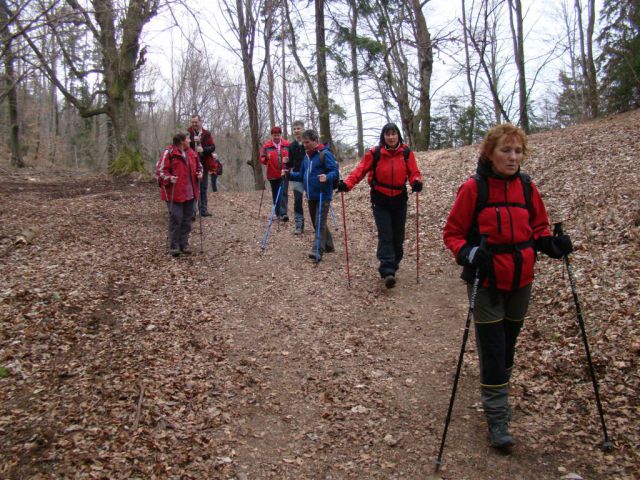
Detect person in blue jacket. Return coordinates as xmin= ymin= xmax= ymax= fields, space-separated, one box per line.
xmin=288 ymin=129 xmax=339 ymax=262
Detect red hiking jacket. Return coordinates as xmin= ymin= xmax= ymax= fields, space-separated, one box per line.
xmin=188 ymin=126 xmax=216 ymax=174
xmin=260 ymin=139 xmax=290 ymax=180
xmin=159 ymin=146 xmax=202 ymax=203
xmin=443 ymin=164 xmax=552 ymax=291
xmin=344 ymin=144 xmax=422 ymax=197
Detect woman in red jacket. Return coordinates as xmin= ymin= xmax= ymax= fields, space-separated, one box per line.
xmin=337 ymin=123 xmax=423 ymax=288
xmin=443 ymin=124 xmax=573 ymax=449
xmin=160 ymin=133 xmax=203 ymax=256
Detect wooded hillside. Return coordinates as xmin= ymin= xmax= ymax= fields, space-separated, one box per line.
xmin=0 ymin=109 xmax=638 ymax=479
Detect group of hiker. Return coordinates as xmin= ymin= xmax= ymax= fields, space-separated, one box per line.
xmin=157 ymin=118 xmax=576 ymax=452
xmin=156 ymin=115 xmax=221 ymax=256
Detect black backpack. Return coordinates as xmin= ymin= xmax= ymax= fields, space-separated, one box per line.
xmin=317 ymin=149 xmax=340 ymax=190
xmin=371 ymin=145 xmax=411 ymax=190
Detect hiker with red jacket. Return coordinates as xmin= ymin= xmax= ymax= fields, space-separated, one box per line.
xmin=260 ymin=126 xmax=290 ymax=222
xmin=443 ymin=123 xmax=573 ymax=450
xmin=188 ymin=115 xmax=215 ymax=217
xmin=337 ymin=123 xmax=423 ymax=288
xmin=160 ymin=133 xmax=203 ymax=257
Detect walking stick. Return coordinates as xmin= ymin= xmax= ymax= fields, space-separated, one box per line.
xmin=260 ymin=183 xmax=283 ymax=250
xmin=340 ymin=191 xmax=351 ymax=288
xmin=330 ymin=204 xmax=339 ymax=231
xmin=554 ymin=223 xmax=613 ymax=451
xmin=258 ymin=186 xmax=265 ymax=219
xmin=435 ymin=236 xmax=486 ymax=472
xmin=415 ymin=192 xmax=420 ymax=284
xmin=197 ymin=196 xmax=204 ymax=254
xmin=314 ymin=192 xmax=323 ymax=263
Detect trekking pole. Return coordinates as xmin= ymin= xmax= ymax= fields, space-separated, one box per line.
xmin=258 ymin=187 xmax=265 ymax=219
xmin=197 ymin=196 xmax=204 ymax=254
xmin=260 ymin=182 xmax=283 ymax=250
xmin=330 ymin=204 xmax=339 ymax=231
xmin=553 ymin=222 xmax=613 ymax=452
xmin=435 ymin=236 xmax=486 ymax=472
xmin=415 ymin=192 xmax=420 ymax=284
xmin=314 ymin=192 xmax=323 ymax=263
xmin=340 ymin=191 xmax=351 ymax=288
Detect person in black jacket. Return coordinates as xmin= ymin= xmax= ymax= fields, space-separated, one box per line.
xmin=289 ymin=120 xmax=307 ymax=234
xmin=188 ymin=115 xmax=216 ymax=217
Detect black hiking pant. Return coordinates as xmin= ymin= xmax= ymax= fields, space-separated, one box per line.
xmin=372 ymin=200 xmax=407 ymax=278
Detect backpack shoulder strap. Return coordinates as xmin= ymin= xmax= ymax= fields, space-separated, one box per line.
xmin=470 ymin=174 xmax=488 ymax=240
xmin=319 ymin=149 xmax=325 ymax=169
xmin=519 ymin=172 xmax=532 ymax=214
xmin=371 ymin=146 xmax=382 ymax=187
xmin=403 ymin=146 xmax=410 ymax=162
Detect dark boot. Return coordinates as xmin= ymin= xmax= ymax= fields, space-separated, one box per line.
xmin=488 ymin=422 xmax=515 ymax=449
xmin=384 ymin=275 xmax=396 ymax=289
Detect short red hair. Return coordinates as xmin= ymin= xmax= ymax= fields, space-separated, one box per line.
xmin=270 ymin=126 xmax=282 ymax=134
xmin=479 ymin=123 xmax=528 ymax=164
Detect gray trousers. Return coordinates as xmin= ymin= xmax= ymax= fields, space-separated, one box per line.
xmin=469 ymin=284 xmax=532 ymax=424
xmin=308 ymin=198 xmax=334 ymax=256
xmin=169 ymin=199 xmax=195 ymax=250
xmin=291 ymin=181 xmax=305 ymax=230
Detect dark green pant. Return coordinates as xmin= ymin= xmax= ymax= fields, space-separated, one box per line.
xmin=468 ymin=284 xmax=532 ymax=423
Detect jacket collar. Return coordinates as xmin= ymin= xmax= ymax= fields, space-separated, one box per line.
xmin=475 ymin=158 xmax=521 ymax=180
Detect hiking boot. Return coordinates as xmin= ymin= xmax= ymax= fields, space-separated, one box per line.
xmin=325 ymin=245 xmax=335 ymax=253
xmin=308 ymin=252 xmax=321 ymax=262
xmin=201 ymin=212 xmax=212 ymax=217
xmin=282 ymin=215 xmax=289 ymax=222
xmin=181 ymin=246 xmax=193 ymax=255
xmin=488 ymin=423 xmax=515 ymax=449
xmin=384 ymin=275 xmax=396 ymax=289
xmin=169 ymin=248 xmax=181 ymax=257
xmin=294 ymin=227 xmax=302 ymax=235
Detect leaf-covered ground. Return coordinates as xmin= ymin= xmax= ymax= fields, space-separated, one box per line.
xmin=1 ymin=110 xmax=638 ymax=479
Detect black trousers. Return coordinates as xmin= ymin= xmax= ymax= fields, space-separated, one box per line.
xmin=372 ymin=201 xmax=407 ymax=277
xmin=268 ymin=178 xmax=288 ymax=218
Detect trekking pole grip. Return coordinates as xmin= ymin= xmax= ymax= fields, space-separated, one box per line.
xmin=553 ymin=222 xmax=563 ymax=237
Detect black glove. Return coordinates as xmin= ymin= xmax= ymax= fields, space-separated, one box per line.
xmin=457 ymin=243 xmax=492 ymax=273
xmin=411 ymin=180 xmax=423 ymax=193
xmin=536 ymin=235 xmax=573 ymax=259
xmin=337 ymin=180 xmax=349 ymax=192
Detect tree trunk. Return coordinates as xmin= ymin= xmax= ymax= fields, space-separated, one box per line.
xmin=0 ymin=0 xmax=25 ymax=168
xmin=461 ymin=0 xmax=476 ymax=145
xmin=264 ymin=0 xmax=276 ymax=128
xmin=508 ymin=0 xmax=529 ymax=132
xmin=236 ymin=0 xmax=263 ymax=189
xmin=576 ymin=0 xmax=599 ymax=118
xmin=411 ymin=0 xmax=432 ymax=151
xmin=348 ymin=0 xmax=364 ymax=157
xmin=315 ymin=0 xmax=332 ymax=146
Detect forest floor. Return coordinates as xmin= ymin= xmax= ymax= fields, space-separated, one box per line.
xmin=1 ymin=110 xmax=639 ymax=480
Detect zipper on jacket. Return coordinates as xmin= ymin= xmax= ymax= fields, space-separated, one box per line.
xmin=504 ymin=180 xmax=515 ymax=244
xmin=495 ymin=207 xmax=502 ymax=234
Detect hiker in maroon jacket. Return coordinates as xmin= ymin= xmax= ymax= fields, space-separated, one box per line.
xmin=443 ymin=123 xmax=573 ymax=449
xmin=260 ymin=126 xmax=290 ymax=221
xmin=337 ymin=123 xmax=423 ymax=289
xmin=160 ymin=133 xmax=203 ymax=257
xmin=188 ymin=115 xmax=215 ymax=217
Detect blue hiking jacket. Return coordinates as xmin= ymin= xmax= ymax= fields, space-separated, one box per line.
xmin=289 ymin=145 xmax=339 ymax=201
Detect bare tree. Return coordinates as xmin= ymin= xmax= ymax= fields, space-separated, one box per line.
xmin=221 ymin=0 xmax=265 ymax=189
xmin=575 ymin=0 xmax=598 ymax=117
xmin=16 ymin=0 xmax=160 ymax=173
xmin=507 ymin=0 xmax=529 ymax=132
xmin=0 ymin=0 xmax=25 ymax=167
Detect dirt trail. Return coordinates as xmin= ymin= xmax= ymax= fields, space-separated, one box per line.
xmin=1 ymin=156 xmax=631 ymax=479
